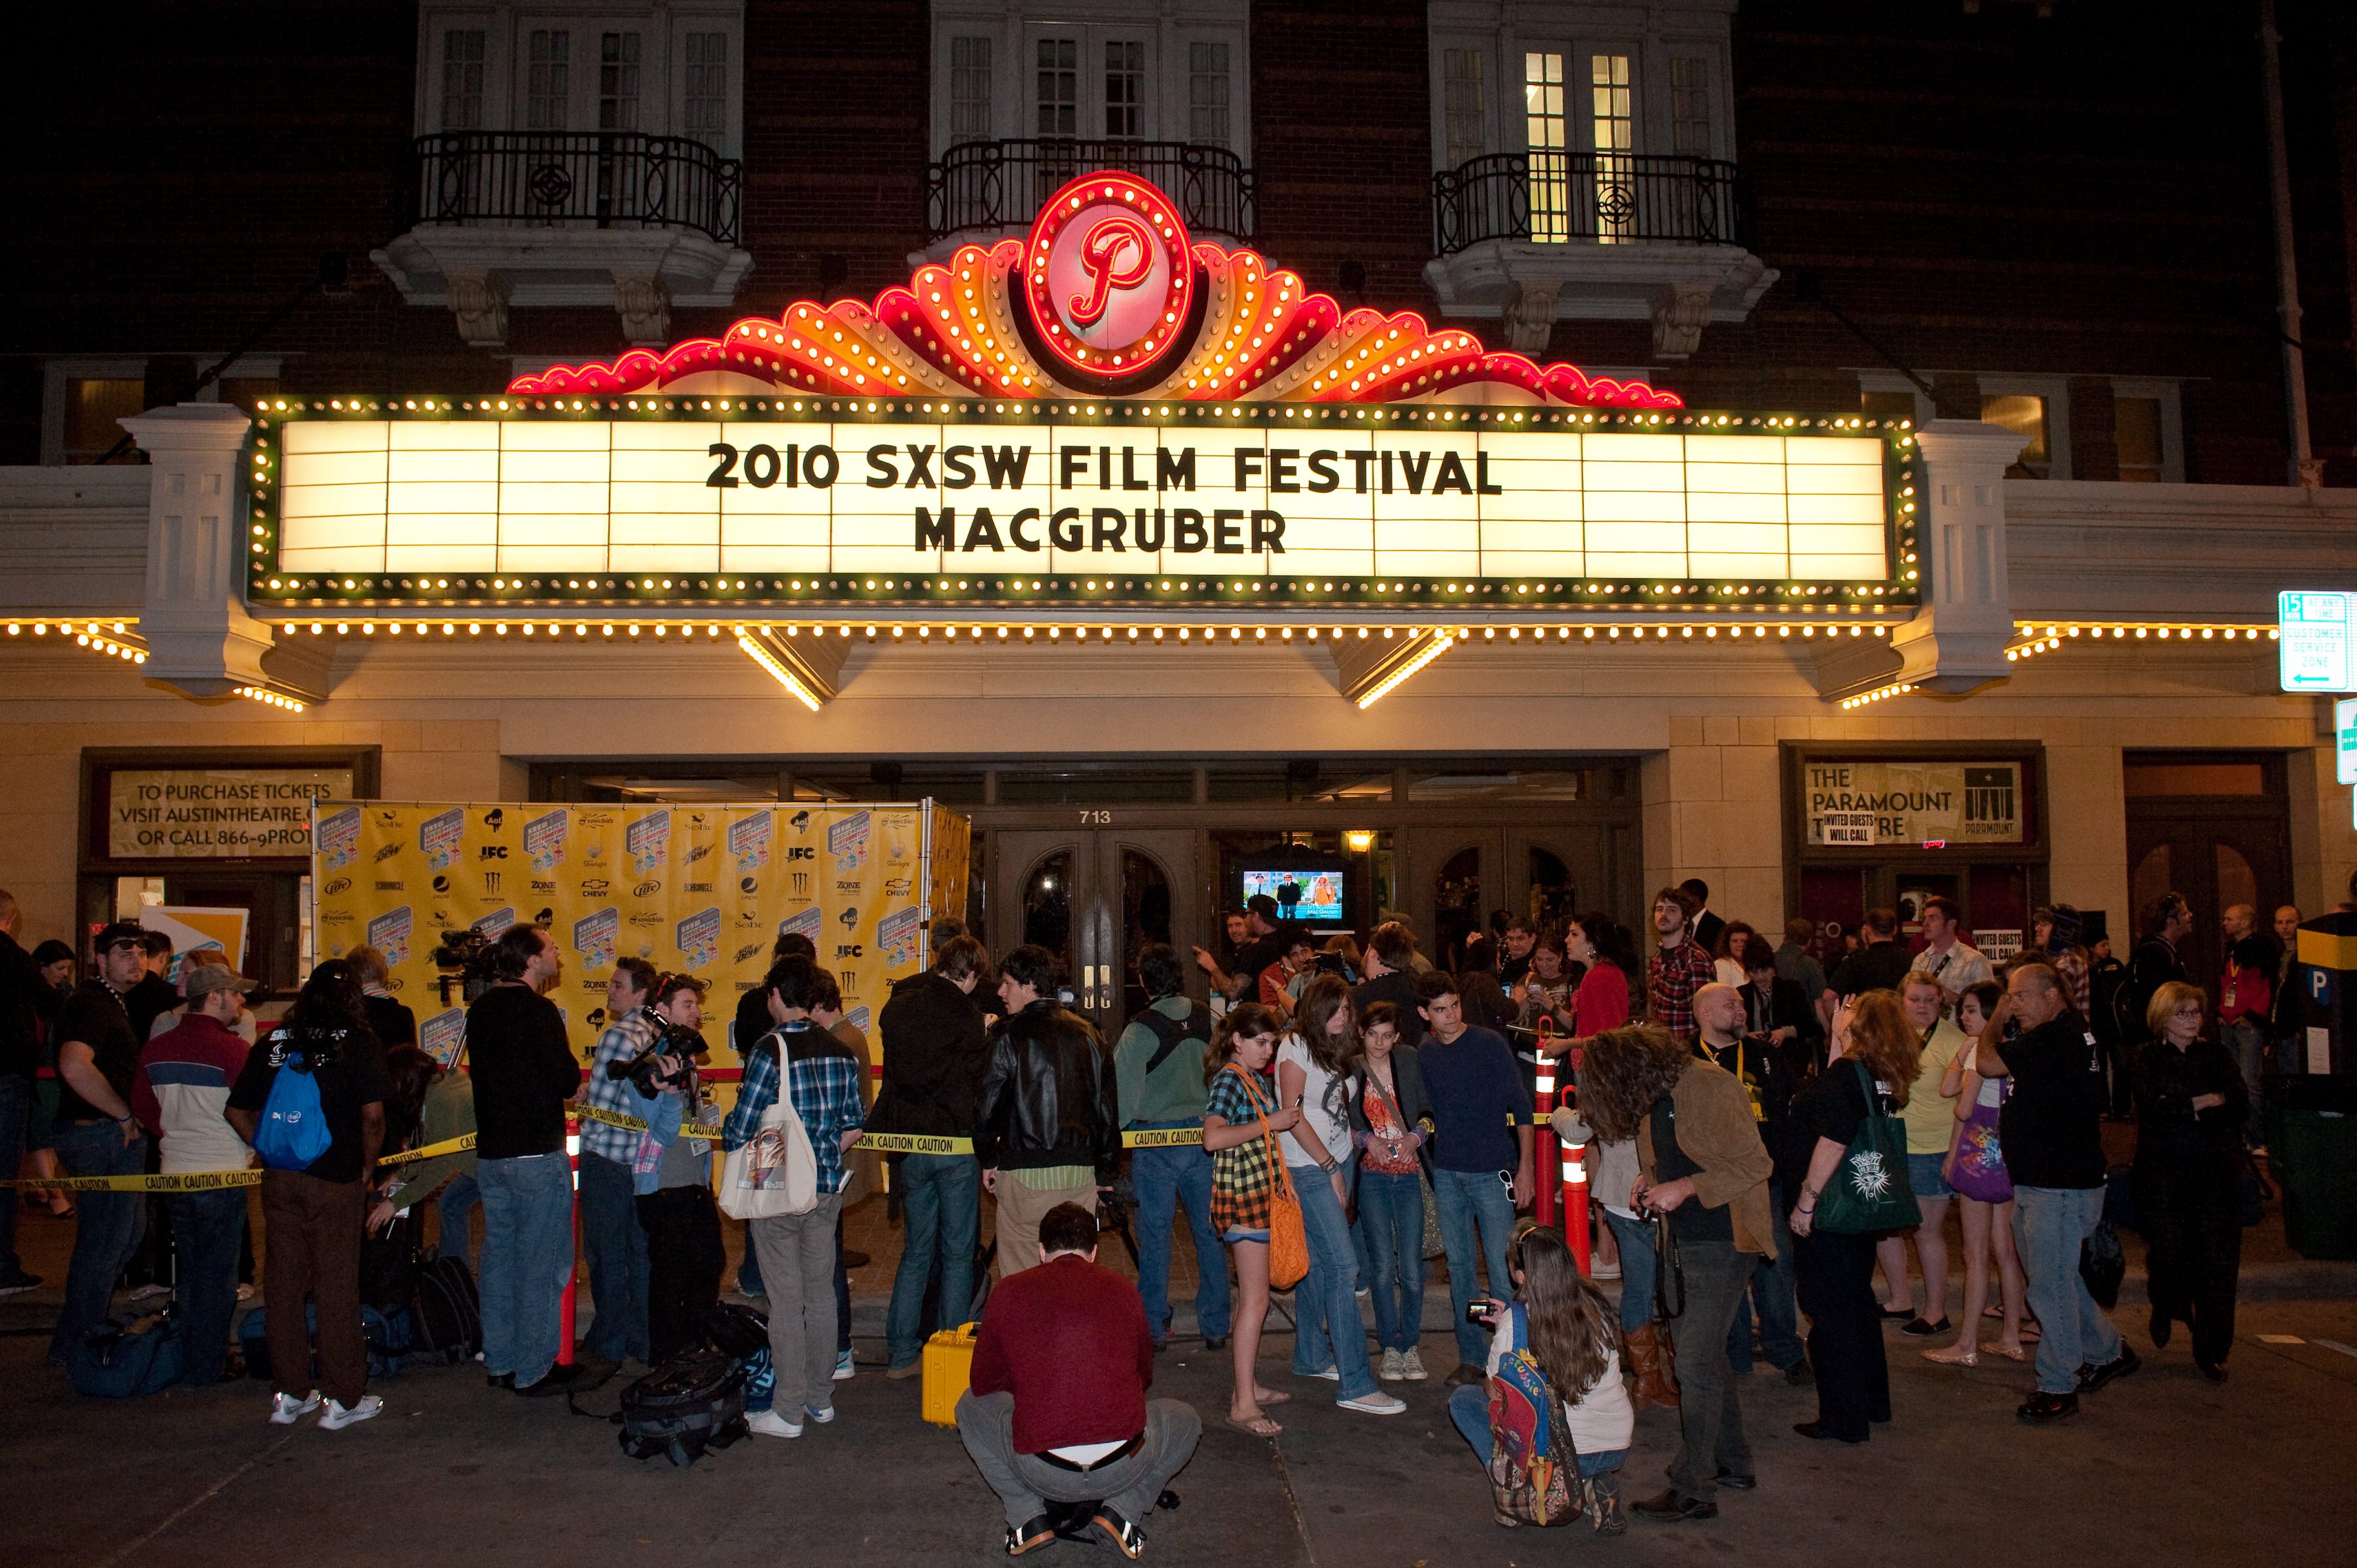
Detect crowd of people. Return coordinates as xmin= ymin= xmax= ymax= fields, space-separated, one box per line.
xmin=0 ymin=869 xmax=2328 ymax=1557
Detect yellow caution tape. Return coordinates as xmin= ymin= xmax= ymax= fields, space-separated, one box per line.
xmin=862 ymin=1127 xmax=1207 ymax=1155
xmin=576 ymin=1103 xmax=718 ymax=1141
xmin=378 ymin=1133 xmax=477 ymax=1167
xmin=860 ymin=1131 xmax=976 ymax=1154
xmin=0 ymin=1169 xmax=261 ymax=1192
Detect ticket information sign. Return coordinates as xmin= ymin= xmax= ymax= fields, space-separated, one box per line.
xmin=108 ymin=767 xmax=352 ymax=859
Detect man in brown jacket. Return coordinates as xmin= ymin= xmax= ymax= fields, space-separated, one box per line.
xmin=1627 ymin=1046 xmax=1776 ymax=1522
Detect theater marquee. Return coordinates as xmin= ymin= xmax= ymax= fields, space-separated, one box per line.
xmin=245 ymin=170 xmax=1920 ymax=613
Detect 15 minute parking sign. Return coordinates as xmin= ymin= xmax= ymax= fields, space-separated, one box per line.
xmin=2280 ymin=591 xmax=2354 ymax=693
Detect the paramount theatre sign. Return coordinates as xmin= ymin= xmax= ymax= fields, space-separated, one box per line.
xmin=247 ymin=171 xmax=1918 ymax=613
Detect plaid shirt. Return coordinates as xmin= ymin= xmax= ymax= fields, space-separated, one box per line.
xmin=1647 ymin=938 xmax=1716 ymax=1040
xmin=722 ymin=1021 xmax=868 ymax=1195
xmin=580 ymin=1006 xmax=660 ymax=1163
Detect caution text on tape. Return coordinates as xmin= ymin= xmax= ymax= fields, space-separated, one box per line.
xmin=575 ymin=1103 xmax=718 ymax=1141
xmin=860 ymin=1127 xmax=1207 ymax=1155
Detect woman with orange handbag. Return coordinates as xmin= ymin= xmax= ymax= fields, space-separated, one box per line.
xmin=1203 ymin=1003 xmax=1302 ymax=1438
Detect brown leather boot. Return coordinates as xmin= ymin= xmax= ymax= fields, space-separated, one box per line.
xmin=1626 ymin=1322 xmax=1681 ymax=1409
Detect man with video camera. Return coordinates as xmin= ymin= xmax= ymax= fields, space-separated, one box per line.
xmin=576 ymin=957 xmax=663 ymax=1376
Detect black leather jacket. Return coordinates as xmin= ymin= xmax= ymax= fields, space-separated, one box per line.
xmin=974 ymin=1000 xmax=1120 ymax=1180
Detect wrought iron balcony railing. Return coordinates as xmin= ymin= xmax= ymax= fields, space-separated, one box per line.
xmin=926 ymin=139 xmax=1254 ymax=244
xmin=1432 ymin=151 xmax=1740 ymax=255
xmin=405 ymin=132 xmax=743 ymax=246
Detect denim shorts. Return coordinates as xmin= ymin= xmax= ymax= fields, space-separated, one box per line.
xmin=1908 ymin=1152 xmax=1952 ymax=1201
xmin=1222 ymin=1227 xmax=1270 ymax=1245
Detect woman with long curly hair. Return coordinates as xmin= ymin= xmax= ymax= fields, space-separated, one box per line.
xmin=1787 ymin=991 xmax=1923 ymax=1443
xmin=1571 ymin=1019 xmax=1687 ymax=1407
xmin=1577 ymin=1023 xmax=1776 ymax=1520
xmin=1276 ymin=974 xmax=1402 ymax=1415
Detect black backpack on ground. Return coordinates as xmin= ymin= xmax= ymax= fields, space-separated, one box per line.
xmin=616 ymin=1352 xmax=750 ymax=1467
xmin=409 ymin=1250 xmax=483 ymax=1364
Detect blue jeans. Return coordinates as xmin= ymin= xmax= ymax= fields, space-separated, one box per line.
xmin=1288 ymin=1156 xmax=1378 ymax=1400
xmin=886 ymin=1152 xmax=981 ymax=1368
xmin=1603 ymin=1209 xmax=1657 ymax=1335
xmin=2013 ymin=1184 xmax=2122 ymax=1395
xmin=1448 ymin=1383 xmax=1627 ymax=1478
xmin=168 ymin=1186 xmax=247 ymax=1385
xmin=49 ymin=1121 xmax=149 ymax=1360
xmin=577 ymin=1150 xmax=649 ymax=1362
xmin=0 ymin=1074 xmax=27 ymax=1280
xmin=1357 ymin=1167 xmax=1426 ymax=1353
xmin=437 ymin=1173 xmax=480 ymax=1270
xmin=478 ymin=1153 xmax=576 ymax=1387
xmin=1727 ymin=1178 xmax=1806 ymax=1374
xmin=1129 ymin=1131 xmax=1230 ymax=1345
xmin=739 ymin=1235 xmax=764 ymax=1298
xmin=1432 ymin=1165 xmax=1516 ymax=1367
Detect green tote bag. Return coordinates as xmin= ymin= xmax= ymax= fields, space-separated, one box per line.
xmin=1814 ymin=1060 xmax=1922 ymax=1234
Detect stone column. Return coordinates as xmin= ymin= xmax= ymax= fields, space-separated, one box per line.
xmin=1886 ymin=419 xmax=2027 ymax=695
xmin=120 ymin=403 xmax=277 ymax=699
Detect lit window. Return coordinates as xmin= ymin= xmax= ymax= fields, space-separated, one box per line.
xmin=1981 ymin=395 xmax=2051 ymax=479
xmin=1669 ymin=57 xmax=1711 ymax=156
xmin=1443 ymin=48 xmax=1486 ymax=167
xmin=599 ymin=33 xmax=641 ymax=132
xmin=527 ymin=29 xmax=570 ymax=131
xmin=1104 ymin=40 xmax=1144 ymax=141
xmin=1524 ymin=52 xmax=1567 ymax=242
xmin=1590 ymin=54 xmax=1634 ymax=243
xmin=950 ymin=35 xmax=994 ymax=143
xmin=1036 ymin=38 xmax=1077 ymax=137
xmin=2115 ymin=396 xmax=2164 ymax=482
xmin=684 ymin=33 xmax=729 ymax=141
xmin=1189 ymin=42 xmax=1230 ymax=148
xmin=64 ymin=379 xmax=146 ymax=465
xmin=441 ymin=29 xmax=486 ymax=132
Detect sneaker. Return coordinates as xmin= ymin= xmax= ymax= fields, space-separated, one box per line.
xmin=0 ymin=1271 xmax=41 ymax=1297
xmin=833 ymin=1348 xmax=856 ymax=1381
xmin=885 ymin=1360 xmax=924 ymax=1380
xmin=1006 ymin=1516 xmax=1057 ymax=1556
xmin=746 ymin=1408 xmax=804 ymax=1438
xmin=1378 ymin=1349 xmax=1405 ymax=1382
xmin=319 ymin=1394 xmax=385 ymax=1430
xmin=2017 ymin=1389 xmax=2079 ymax=1424
xmin=1337 ymin=1389 xmax=1408 ymax=1415
xmin=125 ymin=1282 xmax=170 ymax=1304
xmin=803 ymin=1403 xmax=835 ymax=1424
xmin=1588 ymin=1474 xmax=1627 ymax=1536
xmin=1091 ymin=1505 xmax=1146 ymax=1560
xmin=269 ymin=1389 xmax=321 ymax=1425
xmin=1300 ymin=1365 xmax=1340 ymax=1381
xmin=1400 ymin=1349 xmax=1428 ymax=1381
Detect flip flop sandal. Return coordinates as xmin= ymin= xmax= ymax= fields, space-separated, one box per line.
xmin=1225 ymin=1413 xmax=1283 ymax=1438
xmin=1251 ymin=1389 xmax=1292 ymax=1405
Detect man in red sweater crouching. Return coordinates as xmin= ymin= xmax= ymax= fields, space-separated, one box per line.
xmin=957 ymin=1203 xmax=1201 ymax=1559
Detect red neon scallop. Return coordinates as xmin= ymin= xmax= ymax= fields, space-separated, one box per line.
xmin=1021 ymin=171 xmax=1193 ymax=384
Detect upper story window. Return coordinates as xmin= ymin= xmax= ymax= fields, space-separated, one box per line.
xmin=414 ymin=5 xmax=744 ymax=154
xmin=1429 ymin=1 xmax=1733 ymax=170
xmin=930 ymin=0 xmax=1251 ymax=159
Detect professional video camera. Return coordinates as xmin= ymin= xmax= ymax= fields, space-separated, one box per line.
xmin=606 ymin=1021 xmax=708 ymax=1098
xmin=430 ymin=928 xmax=500 ymax=1006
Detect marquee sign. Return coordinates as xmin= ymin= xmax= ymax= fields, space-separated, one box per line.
xmin=245 ymin=171 xmax=1920 ymax=613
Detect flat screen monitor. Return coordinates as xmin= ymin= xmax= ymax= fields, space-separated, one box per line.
xmin=1241 ymin=867 xmax=1345 ymax=924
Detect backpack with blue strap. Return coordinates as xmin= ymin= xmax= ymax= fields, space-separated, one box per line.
xmin=252 ymin=1032 xmax=335 ymax=1172
xmin=1486 ymin=1303 xmax=1582 ymax=1528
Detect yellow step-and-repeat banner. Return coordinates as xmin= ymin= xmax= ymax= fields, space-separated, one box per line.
xmin=311 ymin=798 xmax=967 ymax=1067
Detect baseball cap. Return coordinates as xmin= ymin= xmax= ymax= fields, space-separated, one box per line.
xmin=181 ymin=961 xmax=255 ymax=999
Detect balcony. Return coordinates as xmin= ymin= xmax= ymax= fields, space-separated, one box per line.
xmin=921 ymin=139 xmax=1254 ymax=259
xmin=1423 ymin=151 xmax=1776 ymax=361
xmin=370 ymin=132 xmax=756 ymax=350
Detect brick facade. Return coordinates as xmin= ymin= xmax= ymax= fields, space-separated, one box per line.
xmin=3 ymin=0 xmax=2351 ymax=483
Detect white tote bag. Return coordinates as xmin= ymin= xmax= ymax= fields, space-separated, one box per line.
xmin=719 ymin=1044 xmax=820 ymax=1218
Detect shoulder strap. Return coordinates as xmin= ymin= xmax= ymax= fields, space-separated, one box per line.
xmin=1137 ymin=1002 xmax=1210 ymax=1077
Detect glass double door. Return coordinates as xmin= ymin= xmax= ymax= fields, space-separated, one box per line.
xmin=993 ymin=828 xmax=1202 ymax=1038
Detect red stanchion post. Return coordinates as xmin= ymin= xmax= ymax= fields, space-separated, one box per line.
xmin=1532 ymin=1018 xmax=1559 ymax=1228
xmin=558 ymin=1110 xmax=579 ymax=1366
